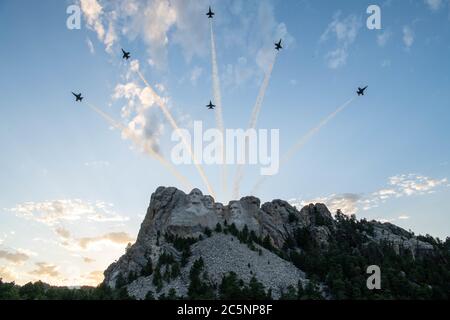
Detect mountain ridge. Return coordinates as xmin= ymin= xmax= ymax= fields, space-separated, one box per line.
xmin=103 ymin=186 xmax=449 ymax=300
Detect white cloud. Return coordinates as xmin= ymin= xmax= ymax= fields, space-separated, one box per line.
xmin=223 ymin=57 xmax=256 ymax=88
xmin=29 ymin=262 xmax=60 ymax=279
xmin=425 ymin=0 xmax=443 ymax=11
xmin=86 ymin=37 xmax=95 ymax=54
xmin=377 ymin=30 xmax=392 ymax=47
xmin=381 ymin=59 xmax=391 ymax=68
xmin=388 ymin=174 xmax=447 ymax=196
xmin=75 ymin=232 xmax=134 ymax=250
xmin=83 ymin=257 xmax=95 ymax=263
xmin=0 ymin=266 xmax=17 ymax=282
xmin=129 ymin=0 xmax=176 ymax=68
xmin=55 ymin=227 xmax=71 ymax=239
xmin=290 ymin=174 xmax=447 ymax=216
xmin=83 ymin=270 xmax=104 ymax=286
xmin=155 ymin=83 xmax=165 ymax=93
xmin=324 ymin=48 xmax=348 ymax=70
xmin=0 ymin=249 xmax=29 ymax=264
xmin=84 ymin=160 xmax=110 ymax=168
xmin=170 ymin=0 xmax=210 ymax=63
xmin=402 ymin=26 xmax=415 ymax=48
xmin=291 ymin=193 xmax=362 ymax=216
xmin=112 ymin=68 xmax=165 ymax=155
xmin=190 ymin=66 xmax=203 ymax=86
xmin=320 ymin=12 xmax=361 ymax=69
xmin=8 ymin=199 xmax=128 ymax=226
xmin=376 ymin=218 xmax=396 ymax=223
xmin=79 ymin=0 xmax=106 ymax=46
xmin=80 ymin=0 xmax=292 ymax=89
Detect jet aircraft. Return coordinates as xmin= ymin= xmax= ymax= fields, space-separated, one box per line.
xmin=275 ymin=39 xmax=283 ymax=51
xmin=122 ymin=49 xmax=131 ymax=60
xmin=206 ymin=101 xmax=215 ymax=110
xmin=206 ymin=6 xmax=215 ymax=19
xmin=72 ymin=92 xmax=83 ymax=102
xmin=357 ymin=86 xmax=368 ymax=96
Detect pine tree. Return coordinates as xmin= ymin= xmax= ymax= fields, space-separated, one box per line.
xmin=141 ymin=258 xmax=153 ymax=277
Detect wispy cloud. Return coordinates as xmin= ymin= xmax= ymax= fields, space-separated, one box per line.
xmin=402 ymin=26 xmax=415 ymax=49
xmin=86 ymin=37 xmax=95 ymax=54
xmin=190 ymin=66 xmax=203 ymax=86
xmin=290 ymin=174 xmax=448 ymax=216
xmin=79 ymin=0 xmax=108 ymax=50
xmin=79 ymin=0 xmax=205 ymax=68
xmin=0 ymin=249 xmax=29 ymax=264
xmin=84 ymin=270 xmax=104 ymax=285
xmin=377 ymin=30 xmax=392 ymax=47
xmin=112 ymin=62 xmax=165 ymax=154
xmin=381 ymin=59 xmax=391 ymax=68
xmin=424 ymin=0 xmax=443 ymax=11
xmin=320 ymin=12 xmax=361 ymax=69
xmin=80 ymin=0 xmax=292 ymax=86
xmin=361 ymin=174 xmax=447 ymax=210
xmin=0 ymin=266 xmax=17 ymax=282
xmin=8 ymin=199 xmax=128 ymax=226
xmin=76 ymin=232 xmax=134 ymax=250
xmin=54 ymin=227 xmax=71 ymax=239
xmin=83 ymin=257 xmax=95 ymax=263
xmin=29 ymin=262 xmax=60 ymax=279
xmin=291 ymin=193 xmax=362 ymax=215
xmin=84 ymin=160 xmax=110 ymax=168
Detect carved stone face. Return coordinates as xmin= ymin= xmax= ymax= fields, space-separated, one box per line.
xmin=230 ymin=201 xmax=241 ymax=217
xmin=188 ymin=188 xmax=203 ymax=205
xmin=202 ymin=196 xmax=215 ymax=210
xmin=214 ymin=203 xmax=224 ymax=215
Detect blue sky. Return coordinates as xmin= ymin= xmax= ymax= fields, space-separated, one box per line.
xmin=0 ymin=0 xmax=449 ymax=285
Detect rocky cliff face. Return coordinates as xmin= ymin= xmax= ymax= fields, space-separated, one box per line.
xmin=103 ymin=187 xmax=436 ymax=299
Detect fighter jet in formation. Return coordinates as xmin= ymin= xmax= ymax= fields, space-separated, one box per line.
xmin=72 ymin=92 xmax=83 ymax=102
xmin=275 ymin=39 xmax=283 ymax=51
xmin=206 ymin=101 xmax=216 ymax=110
xmin=357 ymin=86 xmax=368 ymax=96
xmin=121 ymin=48 xmax=131 ymax=60
xmin=206 ymin=6 xmax=215 ymax=18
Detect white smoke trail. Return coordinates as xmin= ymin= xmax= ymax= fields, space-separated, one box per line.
xmin=135 ymin=68 xmax=217 ymax=198
xmin=85 ymin=102 xmax=193 ymax=191
xmin=251 ymin=97 xmax=356 ymax=194
xmin=209 ymin=19 xmax=227 ymax=197
xmin=248 ymin=53 xmax=278 ymax=130
xmin=232 ymin=51 xmax=278 ymax=199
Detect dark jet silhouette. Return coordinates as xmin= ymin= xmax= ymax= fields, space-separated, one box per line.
xmin=206 ymin=101 xmax=215 ymax=110
xmin=206 ymin=6 xmax=215 ymax=18
xmin=357 ymin=86 xmax=368 ymax=96
xmin=122 ymin=48 xmax=131 ymax=60
xmin=72 ymin=92 xmax=83 ymax=102
xmin=275 ymin=39 xmax=283 ymax=51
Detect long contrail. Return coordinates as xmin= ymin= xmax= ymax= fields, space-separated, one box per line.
xmin=248 ymin=52 xmax=278 ymax=130
xmin=232 ymin=51 xmax=278 ymax=199
xmin=209 ymin=19 xmax=227 ymax=197
xmin=85 ymin=102 xmax=193 ymax=191
xmin=135 ymin=68 xmax=216 ymax=198
xmin=251 ymin=97 xmax=356 ymax=194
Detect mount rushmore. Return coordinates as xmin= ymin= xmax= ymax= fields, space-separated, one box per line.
xmin=102 ymin=187 xmax=447 ymax=300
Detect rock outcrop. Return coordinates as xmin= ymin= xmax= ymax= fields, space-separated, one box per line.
xmin=103 ymin=186 xmax=436 ymax=299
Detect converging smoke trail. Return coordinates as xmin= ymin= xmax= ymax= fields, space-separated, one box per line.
xmin=210 ymin=19 xmax=227 ymax=197
xmin=85 ymin=102 xmax=193 ymax=191
xmin=248 ymin=53 xmax=278 ymax=130
xmin=232 ymin=51 xmax=278 ymax=199
xmin=251 ymin=97 xmax=356 ymax=194
xmin=135 ymin=69 xmax=217 ymax=198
